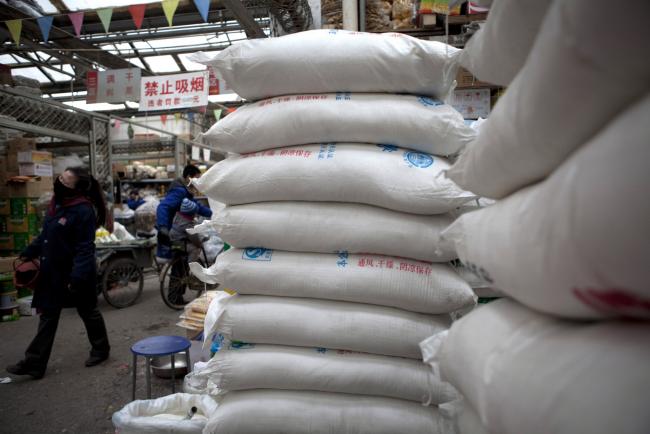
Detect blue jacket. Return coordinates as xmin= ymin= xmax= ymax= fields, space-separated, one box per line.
xmin=156 ymin=179 xmax=212 ymax=230
xmin=127 ymin=198 xmax=146 ymax=210
xmin=22 ymin=201 xmax=98 ymax=309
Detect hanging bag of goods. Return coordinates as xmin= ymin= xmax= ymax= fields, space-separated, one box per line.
xmin=185 ymin=344 xmax=458 ymax=405
xmin=200 ymin=93 xmax=475 ymax=156
xmin=193 ymin=143 xmax=475 ymax=215
xmin=203 ymin=293 xmax=450 ymax=359
xmin=190 ymin=249 xmax=475 ymax=315
xmin=190 ymin=202 xmax=457 ymax=262
xmin=191 ymin=29 xmax=460 ymax=101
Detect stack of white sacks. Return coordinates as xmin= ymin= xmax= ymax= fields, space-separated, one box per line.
xmin=185 ymin=29 xmax=480 ymax=433
xmin=421 ymin=1 xmax=650 ymax=433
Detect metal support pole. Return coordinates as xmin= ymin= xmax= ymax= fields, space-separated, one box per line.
xmin=145 ymin=357 xmax=152 ymax=399
xmin=359 ymin=0 xmax=366 ymax=31
xmin=343 ymin=0 xmax=359 ymax=30
xmin=171 ymin=354 xmax=176 ymax=394
xmin=173 ymin=137 xmax=183 ymax=178
xmin=185 ymin=350 xmax=191 ymax=374
xmin=131 ymin=353 xmax=137 ymax=401
xmin=88 ymin=120 xmax=97 ymax=178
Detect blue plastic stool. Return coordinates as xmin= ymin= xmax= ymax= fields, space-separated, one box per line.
xmin=131 ymin=335 xmax=191 ymax=400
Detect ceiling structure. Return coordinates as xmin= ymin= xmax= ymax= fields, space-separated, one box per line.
xmin=0 ymin=0 xmax=311 ymax=114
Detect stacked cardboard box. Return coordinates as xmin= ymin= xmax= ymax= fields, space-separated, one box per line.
xmin=0 ymin=197 xmax=42 ymax=256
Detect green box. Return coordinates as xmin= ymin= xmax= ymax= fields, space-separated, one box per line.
xmin=0 ymin=198 xmax=9 ymax=215
xmin=10 ymin=197 xmax=40 ymax=217
xmin=0 ymin=235 xmax=14 ymax=251
xmin=12 ymin=233 xmax=32 ymax=252
xmin=0 ymin=216 xmax=7 ymax=233
xmin=6 ymin=214 xmax=40 ymax=235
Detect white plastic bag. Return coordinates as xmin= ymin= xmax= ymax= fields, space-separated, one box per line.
xmin=190 ymin=249 xmax=475 ymax=314
xmin=201 ymin=93 xmax=475 ymax=156
xmin=193 ymin=143 xmax=474 ymax=215
xmin=448 ymin=0 xmax=650 ymax=199
xmin=185 ymin=344 xmax=457 ymax=404
xmin=204 ymin=293 xmax=450 ymax=359
xmin=112 ymin=393 xmax=217 ymax=434
xmin=112 ymin=221 xmax=135 ymax=241
xmin=192 ymin=29 xmax=459 ymax=101
xmin=443 ymin=95 xmax=650 ymax=319
xmin=420 ymin=299 xmax=650 ymax=434
xmin=191 ymin=202 xmax=456 ymax=262
xmin=203 ymin=390 xmax=445 ymax=434
xmin=459 ymin=0 xmax=552 ymax=86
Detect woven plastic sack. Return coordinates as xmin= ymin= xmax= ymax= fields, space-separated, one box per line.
xmin=190 ymin=248 xmax=475 ymax=314
xmin=459 ymin=0 xmax=552 ymax=86
xmin=185 ymin=344 xmax=457 ymax=404
xmin=190 ymin=202 xmax=456 ymax=262
xmin=204 ymin=390 xmax=445 ymax=434
xmin=420 ymin=299 xmax=650 ymax=434
xmin=443 ymin=95 xmax=650 ymax=319
xmin=193 ymin=143 xmax=474 ymax=215
xmin=204 ymin=293 xmax=450 ymax=359
xmin=448 ymin=0 xmax=650 ymax=199
xmin=201 ymin=93 xmax=475 ymax=156
xmin=191 ymin=29 xmax=459 ymax=101
xmin=112 ymin=393 xmax=217 ymax=434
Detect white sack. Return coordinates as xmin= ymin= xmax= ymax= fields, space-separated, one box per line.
xmin=112 ymin=393 xmax=217 ymax=434
xmin=420 ymin=299 xmax=650 ymax=434
xmin=201 ymin=93 xmax=475 ymax=156
xmin=443 ymin=94 xmax=650 ymax=319
xmin=459 ymin=0 xmax=552 ymax=86
xmin=194 ymin=143 xmax=474 ymax=215
xmin=190 ymin=249 xmax=475 ymax=314
xmin=192 ymin=29 xmax=459 ymax=101
xmin=204 ymin=293 xmax=450 ymax=359
xmin=203 ymin=390 xmax=445 ymax=434
xmin=192 ymin=202 xmax=456 ymax=262
xmin=448 ymin=0 xmax=650 ymax=199
xmin=185 ymin=344 xmax=457 ymax=404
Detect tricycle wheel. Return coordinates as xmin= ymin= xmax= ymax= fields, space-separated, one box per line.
xmin=102 ymin=258 xmax=144 ymax=308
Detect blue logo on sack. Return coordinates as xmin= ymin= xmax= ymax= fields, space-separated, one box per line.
xmin=404 ymin=151 xmax=434 ymax=168
xmin=417 ymin=96 xmax=443 ymax=107
xmin=377 ymin=144 xmax=398 ymax=153
xmin=230 ymin=341 xmax=255 ymax=350
xmin=242 ymin=247 xmax=273 ymax=261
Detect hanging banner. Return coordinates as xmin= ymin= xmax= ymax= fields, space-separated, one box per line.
xmin=191 ymin=146 xmax=200 ymax=161
xmin=139 ymin=71 xmax=209 ymax=111
xmin=207 ymin=66 xmax=233 ymax=95
xmin=202 ymin=148 xmax=211 ymax=162
xmin=86 ymin=68 xmax=141 ymax=104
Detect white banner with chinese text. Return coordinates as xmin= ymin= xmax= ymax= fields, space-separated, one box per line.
xmin=139 ymin=71 xmax=209 ymax=111
xmin=86 ymin=68 xmax=140 ymax=104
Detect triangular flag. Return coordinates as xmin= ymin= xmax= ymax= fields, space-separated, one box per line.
xmin=68 ymin=12 xmax=84 ymax=37
xmin=6 ymin=20 xmax=22 ymax=45
xmin=193 ymin=0 xmax=210 ymax=22
xmin=114 ymin=119 xmax=121 ymax=129
xmin=174 ymin=113 xmax=182 ymax=121
xmin=188 ymin=112 xmax=195 ymax=122
xmin=97 ymin=8 xmax=113 ymax=33
xmin=162 ymin=0 xmax=180 ymax=27
xmin=213 ymin=109 xmax=222 ymax=121
xmin=128 ymin=4 xmax=147 ymax=30
xmin=36 ymin=16 xmax=53 ymax=42
xmin=160 ymin=114 xmax=168 ymax=125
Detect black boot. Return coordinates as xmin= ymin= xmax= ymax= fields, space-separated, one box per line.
xmin=85 ymin=353 xmax=109 ymax=367
xmin=6 ymin=361 xmax=45 ymax=379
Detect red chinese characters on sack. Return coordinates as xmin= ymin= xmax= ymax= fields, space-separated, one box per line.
xmin=573 ymin=288 xmax=650 ymax=317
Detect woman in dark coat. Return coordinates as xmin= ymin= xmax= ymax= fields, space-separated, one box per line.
xmin=6 ymin=167 xmax=111 ymax=379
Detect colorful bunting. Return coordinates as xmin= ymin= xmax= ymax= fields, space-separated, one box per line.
xmin=160 ymin=114 xmax=168 ymax=125
xmin=6 ymin=19 xmax=22 ymax=45
xmin=193 ymin=0 xmax=210 ymax=22
xmin=174 ymin=113 xmax=182 ymax=121
xmin=68 ymin=12 xmax=84 ymax=37
xmin=128 ymin=4 xmax=147 ymax=30
xmin=187 ymin=112 xmax=195 ymax=122
xmin=36 ymin=16 xmax=54 ymax=42
xmin=213 ymin=109 xmax=222 ymax=121
xmin=97 ymin=8 xmax=113 ymax=33
xmin=162 ymin=0 xmax=180 ymax=27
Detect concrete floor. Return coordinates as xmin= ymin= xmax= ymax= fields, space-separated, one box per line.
xmin=0 ymin=276 xmax=193 ymax=434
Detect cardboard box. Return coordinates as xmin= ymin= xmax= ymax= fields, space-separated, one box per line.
xmin=17 ymin=150 xmax=53 ymax=165
xmin=12 ymin=233 xmax=33 ymax=252
xmin=19 ymin=163 xmax=54 ymax=177
xmin=7 ymin=177 xmax=53 ymax=198
xmin=0 ymin=256 xmax=16 ymax=273
xmin=6 ymin=138 xmax=36 ymax=172
xmin=456 ymin=67 xmax=495 ymax=89
xmin=7 ymin=214 xmax=40 ymax=235
xmin=10 ymin=197 xmax=40 ymax=217
xmin=449 ymin=88 xmax=491 ymax=119
xmin=0 ymin=234 xmax=14 ymax=251
xmin=0 ymin=216 xmax=6 ymax=233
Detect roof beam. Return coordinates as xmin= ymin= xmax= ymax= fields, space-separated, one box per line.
xmin=219 ymin=0 xmax=268 ymax=38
